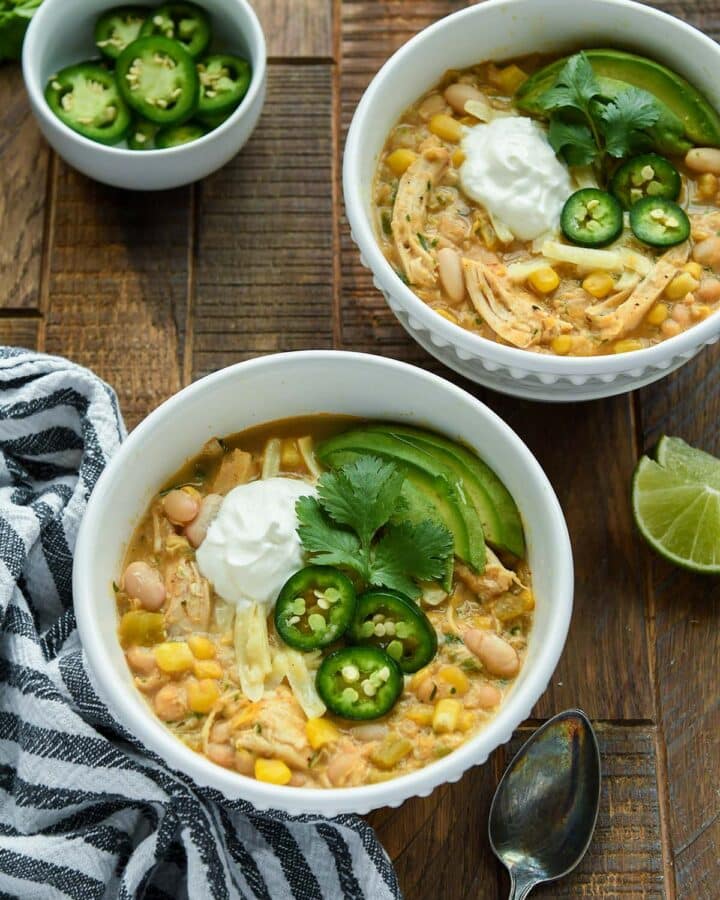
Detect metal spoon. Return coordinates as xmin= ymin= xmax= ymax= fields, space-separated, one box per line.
xmin=488 ymin=709 xmax=601 ymax=900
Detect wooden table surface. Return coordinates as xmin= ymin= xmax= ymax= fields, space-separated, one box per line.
xmin=2 ymin=1 xmax=718 ymax=897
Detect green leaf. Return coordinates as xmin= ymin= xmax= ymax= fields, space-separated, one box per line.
xmin=295 ymin=495 xmax=365 ymax=575
xmin=538 ymin=52 xmax=603 ymax=116
xmin=547 ymin=119 xmax=598 ymax=167
xmin=599 ymin=88 xmax=660 ymax=158
xmin=317 ymin=455 xmax=405 ymax=547
xmin=370 ymin=519 xmax=454 ymax=598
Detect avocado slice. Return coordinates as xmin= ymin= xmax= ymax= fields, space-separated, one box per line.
xmin=317 ymin=436 xmax=484 ymax=571
xmin=365 ymin=424 xmax=525 ymax=557
xmin=516 ymin=49 xmax=720 ymax=150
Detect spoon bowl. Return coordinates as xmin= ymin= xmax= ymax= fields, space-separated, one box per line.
xmin=489 ymin=709 xmax=601 ymax=899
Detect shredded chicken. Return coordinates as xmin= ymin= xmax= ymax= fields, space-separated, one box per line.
xmin=456 ymin=549 xmax=522 ymax=600
xmin=586 ymin=243 xmax=690 ymax=339
xmin=462 ymin=258 xmax=570 ymax=348
xmin=164 ymin=557 xmax=211 ymax=635
xmin=211 ymin=448 xmax=255 ymax=495
xmin=233 ymin=688 xmax=312 ymax=770
xmin=392 ymin=147 xmax=449 ymax=287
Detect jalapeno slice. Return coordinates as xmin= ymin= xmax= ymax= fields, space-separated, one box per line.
xmin=155 ymin=121 xmax=207 ymax=148
xmin=95 ymin=6 xmax=150 ymax=60
xmin=350 ymin=590 xmax=437 ymax=674
xmin=560 ymin=189 xmax=624 ymax=248
xmin=611 ymin=154 xmax=681 ymax=210
xmin=140 ymin=2 xmax=211 ymax=58
xmin=45 ymin=63 xmax=132 ymax=145
xmin=128 ymin=118 xmax=159 ymax=149
xmin=275 ymin=566 xmax=357 ymax=651
xmin=316 ymin=647 xmax=403 ymax=720
xmin=117 ymin=36 xmax=199 ymax=125
xmin=197 ymin=54 xmax=251 ymax=117
xmin=629 ymin=197 xmax=691 ymax=248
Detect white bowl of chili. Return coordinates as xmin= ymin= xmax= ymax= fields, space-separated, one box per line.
xmin=22 ymin=0 xmax=266 ymax=190
xmin=73 ymin=351 xmax=573 ymax=815
xmin=343 ymin=0 xmax=720 ymax=401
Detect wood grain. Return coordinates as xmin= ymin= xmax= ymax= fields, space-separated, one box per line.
xmin=191 ymin=65 xmax=334 ymax=379
xmin=0 ymin=67 xmax=50 ymax=311
xmin=253 ymin=0 xmax=332 ymax=59
xmin=42 ymin=166 xmax=191 ymax=429
xmin=0 ymin=317 xmax=40 ymax=350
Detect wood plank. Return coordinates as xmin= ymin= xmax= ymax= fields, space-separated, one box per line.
xmin=252 ymin=0 xmax=332 ymax=59
xmin=366 ymin=759 xmax=501 ymax=900
xmin=0 ymin=317 xmax=40 ymax=350
xmin=191 ymin=65 xmax=334 ymax=379
xmin=43 ymin=166 xmax=191 ymax=429
xmin=0 ymin=66 xmax=50 ymax=311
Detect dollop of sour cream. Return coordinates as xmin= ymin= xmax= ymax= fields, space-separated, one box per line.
xmin=196 ymin=477 xmax=315 ymax=612
xmin=460 ymin=117 xmax=573 ymax=240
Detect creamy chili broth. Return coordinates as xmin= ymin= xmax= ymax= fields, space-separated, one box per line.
xmin=116 ymin=416 xmax=533 ymax=788
xmin=372 ymin=54 xmax=720 ymax=356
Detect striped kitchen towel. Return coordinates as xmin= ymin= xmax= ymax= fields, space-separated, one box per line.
xmin=0 ymin=347 xmax=402 ymax=900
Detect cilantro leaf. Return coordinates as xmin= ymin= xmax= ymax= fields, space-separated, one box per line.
xmin=295 ymin=495 xmax=365 ymax=575
xmin=369 ymin=519 xmax=454 ymax=599
xmin=317 ymin=455 xmax=405 ymax=547
xmin=599 ymin=88 xmax=660 ymax=158
xmin=547 ymin=119 xmax=598 ymax=167
xmin=538 ymin=52 xmax=603 ymax=116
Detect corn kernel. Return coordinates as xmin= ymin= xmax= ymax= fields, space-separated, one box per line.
xmin=194 ymin=659 xmax=223 ymax=679
xmin=281 ymin=439 xmax=301 ymax=467
xmin=428 ymin=113 xmax=463 ymax=143
xmin=370 ymin=735 xmax=413 ymax=769
xmin=255 ymin=759 xmax=292 ymax=785
xmin=614 ymin=338 xmax=643 ymax=354
xmin=432 ymin=698 xmax=463 ymax=734
xmin=692 ymin=304 xmax=712 ymax=320
xmin=187 ymin=678 xmax=220 ymax=713
xmin=451 ymin=148 xmax=466 ymax=168
xmin=491 ymin=63 xmax=527 ymax=94
xmin=435 ymin=308 xmax=458 ymax=325
xmin=528 ymin=267 xmax=559 ymax=294
xmin=521 ymin=590 xmax=535 ymax=612
xmin=458 ymin=115 xmax=476 ymax=126
xmin=665 ymin=271 xmax=700 ymax=301
xmin=154 ymin=641 xmax=194 ymax=673
xmin=386 ymin=148 xmax=417 ymax=176
xmin=459 ymin=712 xmax=475 ymax=732
xmin=306 ymin=717 xmax=340 ymax=749
xmin=551 ymin=335 xmax=572 ymax=355
xmin=409 ymin=667 xmax=431 ymax=692
xmin=683 ymin=261 xmax=703 ymax=280
xmin=646 ymin=303 xmax=669 ymax=326
xmin=437 ymin=665 xmax=470 ymax=695
xmin=697 ymin=172 xmax=718 ymax=199
xmin=582 ymin=270 xmax=615 ymax=299
xmin=188 ymin=635 xmax=215 ymax=659
xmin=406 ymin=705 xmax=435 ymax=726
xmin=474 ymin=614 xmax=494 ymax=630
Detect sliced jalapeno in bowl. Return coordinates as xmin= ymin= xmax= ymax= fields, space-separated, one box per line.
xmin=45 ymin=63 xmax=132 ymax=145
xmin=140 ymin=1 xmax=211 ymax=58
xmin=117 ymin=35 xmax=199 ymax=125
xmin=611 ymin=154 xmax=681 ymax=210
xmin=560 ymin=189 xmax=624 ymax=248
xmin=275 ymin=566 xmax=357 ymax=651
xmin=316 ymin=646 xmax=403 ymax=720
xmin=629 ymin=197 xmax=690 ymax=247
xmin=197 ymin=54 xmax=251 ymax=117
xmin=350 ymin=589 xmax=437 ymax=673
xmin=156 ymin=121 xmax=207 ymax=148
xmin=95 ymin=6 xmax=150 ymax=60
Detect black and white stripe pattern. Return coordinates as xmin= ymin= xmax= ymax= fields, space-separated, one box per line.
xmin=0 ymin=348 xmax=402 ymax=900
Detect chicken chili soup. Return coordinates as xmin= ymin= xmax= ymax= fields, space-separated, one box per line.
xmin=116 ymin=417 xmax=532 ymax=788
xmin=373 ymin=49 xmax=720 ymax=356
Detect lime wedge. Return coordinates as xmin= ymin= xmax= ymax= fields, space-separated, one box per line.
xmin=633 ymin=452 xmax=720 ymax=573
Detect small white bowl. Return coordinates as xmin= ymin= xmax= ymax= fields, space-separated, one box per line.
xmin=23 ymin=0 xmax=266 ymax=190
xmin=73 ymin=350 xmax=573 ymax=816
xmin=343 ymin=0 xmax=720 ymax=401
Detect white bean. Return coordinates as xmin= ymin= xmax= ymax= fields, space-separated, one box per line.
xmin=464 ymin=629 xmax=520 ymax=678
xmin=661 ymin=319 xmax=682 ymax=338
xmin=327 ymin=752 xmax=358 ymax=786
xmin=163 ymin=489 xmax=200 ymax=525
xmin=185 ymin=493 xmax=223 ymax=548
xmin=154 ymin=683 xmax=187 ymax=721
xmin=671 ymin=304 xmax=691 ymax=324
xmin=350 ymin=724 xmax=388 ymax=743
xmin=475 ymin=683 xmax=502 ymax=709
xmin=126 ymin=645 xmax=157 ymax=675
xmin=444 ymin=82 xmax=484 ymax=116
xmin=693 ymin=236 xmax=720 ymax=273
xmin=437 ymin=247 xmax=466 ymax=304
xmin=207 ymin=742 xmax=235 ymax=768
xmin=696 ymin=277 xmax=720 ymax=303
xmin=122 ymin=561 xmax=166 ymax=610
xmin=685 ymin=147 xmax=720 ymax=175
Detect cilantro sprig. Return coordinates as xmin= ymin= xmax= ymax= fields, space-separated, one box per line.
xmin=296 ymin=455 xmax=454 ymax=599
xmin=538 ymin=52 xmax=660 ymax=182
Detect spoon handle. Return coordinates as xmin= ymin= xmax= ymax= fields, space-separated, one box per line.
xmin=508 ymin=873 xmax=536 ymax=900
